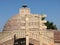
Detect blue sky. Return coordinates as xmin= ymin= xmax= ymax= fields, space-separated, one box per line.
xmin=0 ymin=0 xmax=60 ymax=31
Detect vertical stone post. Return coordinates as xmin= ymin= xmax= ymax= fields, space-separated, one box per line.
xmin=26 ymin=35 xmax=29 ymax=45
xmin=38 ymin=16 xmax=43 ymax=45
xmin=39 ymin=31 xmax=43 ymax=45
xmin=26 ymin=15 xmax=29 ymax=45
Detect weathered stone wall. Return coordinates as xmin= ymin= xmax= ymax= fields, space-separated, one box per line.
xmin=0 ymin=29 xmax=54 ymax=45
xmin=0 ymin=38 xmax=14 ymax=45
xmin=55 ymin=43 xmax=60 ymax=45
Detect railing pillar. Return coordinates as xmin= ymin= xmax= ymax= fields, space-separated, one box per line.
xmin=26 ymin=35 xmax=29 ymax=45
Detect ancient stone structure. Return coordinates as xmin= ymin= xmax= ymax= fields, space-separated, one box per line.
xmin=0 ymin=5 xmax=54 ymax=45
xmin=54 ymin=30 xmax=60 ymax=45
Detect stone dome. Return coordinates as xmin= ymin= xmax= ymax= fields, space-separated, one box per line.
xmin=3 ymin=14 xmax=23 ymax=31
xmin=3 ymin=7 xmax=47 ymax=32
xmin=3 ymin=7 xmax=31 ymax=32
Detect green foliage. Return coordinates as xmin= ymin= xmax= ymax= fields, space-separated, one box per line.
xmin=42 ymin=17 xmax=45 ymax=20
xmin=45 ymin=21 xmax=57 ymax=30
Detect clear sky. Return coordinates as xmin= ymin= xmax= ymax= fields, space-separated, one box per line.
xmin=0 ymin=0 xmax=60 ymax=31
